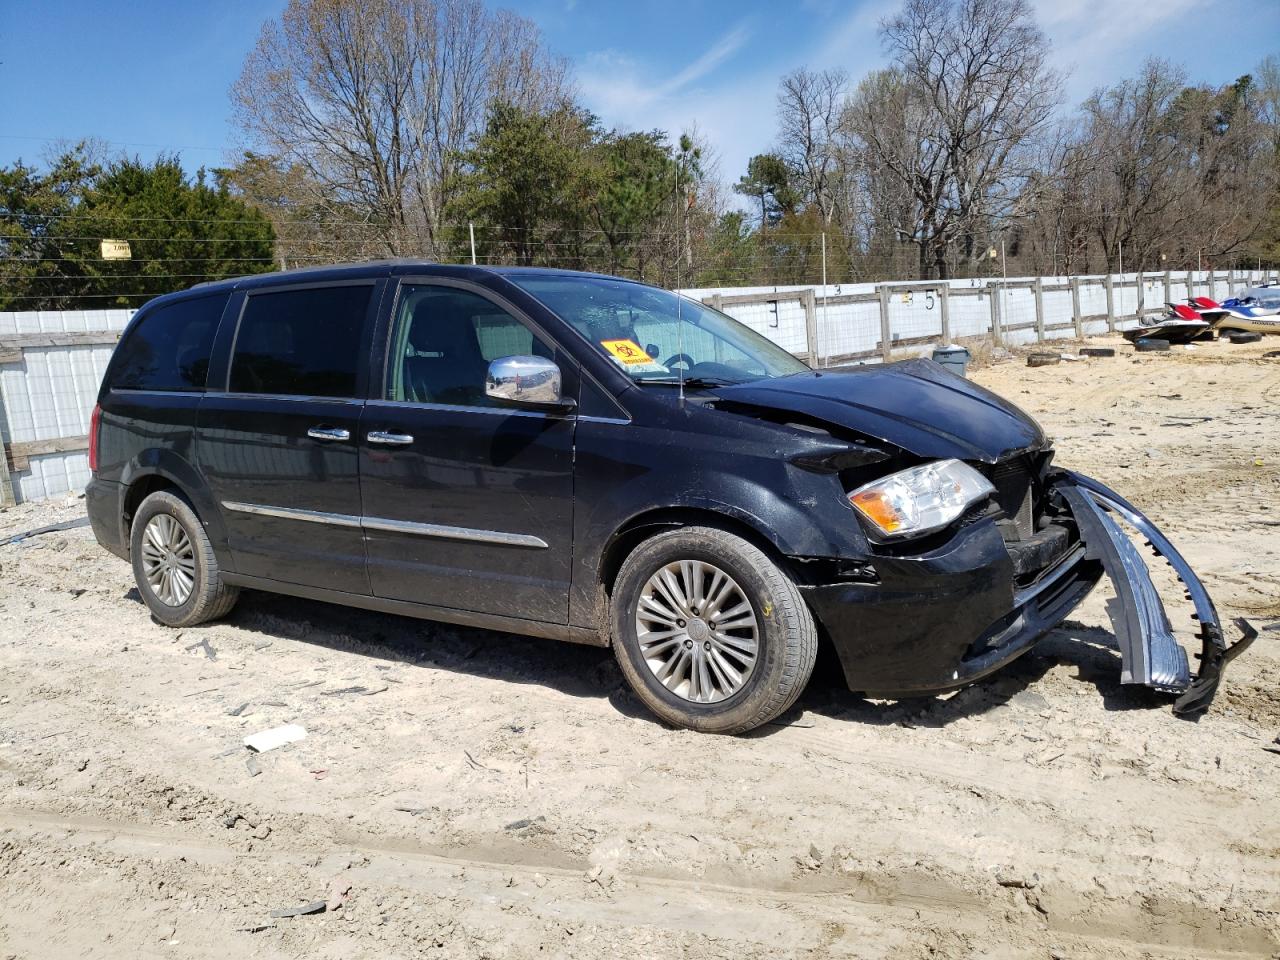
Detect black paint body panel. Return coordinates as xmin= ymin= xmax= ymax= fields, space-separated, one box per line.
xmin=359 ymin=400 xmax=576 ymax=622
xmin=196 ymin=394 xmax=369 ymax=593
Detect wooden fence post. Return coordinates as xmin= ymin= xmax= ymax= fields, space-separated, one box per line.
xmin=938 ymin=285 xmax=951 ymax=344
xmin=801 ymin=288 xmax=818 ymax=366
xmin=1033 ymin=276 xmax=1045 ymax=342
xmin=1070 ymin=276 xmax=1083 ymax=339
xmin=1163 ymin=270 xmax=1172 ymax=306
xmin=1104 ymin=273 xmax=1115 ymax=332
xmin=0 ymin=447 xmax=15 ymax=507
xmin=877 ymin=284 xmax=892 ymax=361
xmin=988 ymin=282 xmax=1003 ymax=346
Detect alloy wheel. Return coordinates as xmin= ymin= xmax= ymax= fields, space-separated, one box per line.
xmin=634 ymin=559 xmax=759 ymax=703
xmin=140 ymin=514 xmax=196 ymax=606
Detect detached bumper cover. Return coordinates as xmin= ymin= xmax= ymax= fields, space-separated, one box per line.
xmin=1055 ymin=471 xmax=1256 ymax=715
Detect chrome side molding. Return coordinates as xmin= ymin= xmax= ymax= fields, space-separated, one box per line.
xmin=221 ymin=501 xmax=362 ymax=528
xmin=220 ymin=500 xmax=548 ymax=549
xmin=361 ymin=516 xmax=546 ymax=547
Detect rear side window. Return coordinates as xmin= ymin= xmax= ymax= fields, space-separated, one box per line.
xmin=229 ymin=285 xmax=372 ymax=398
xmin=110 ymin=294 xmax=225 ymax=391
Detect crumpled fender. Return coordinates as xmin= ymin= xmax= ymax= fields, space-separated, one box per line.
xmin=1054 ymin=471 xmax=1256 ymax=716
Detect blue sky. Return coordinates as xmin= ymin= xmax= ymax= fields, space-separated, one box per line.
xmin=3 ymin=0 xmax=1278 ymax=188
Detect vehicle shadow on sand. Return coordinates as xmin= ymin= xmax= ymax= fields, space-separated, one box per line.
xmin=127 ymin=588 xmax=1174 ymax=731
xmin=789 ymin=621 xmax=1173 ymax=732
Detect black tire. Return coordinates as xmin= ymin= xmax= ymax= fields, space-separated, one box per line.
xmin=609 ymin=526 xmax=818 ymax=734
xmin=1081 ymin=347 xmax=1116 ymax=357
xmin=1227 ymin=331 xmax=1262 ymax=344
xmin=1027 ymin=352 xmax=1060 ymax=367
xmin=130 ymin=490 xmax=239 ymax=628
xmin=1134 ymin=338 xmax=1170 ymax=352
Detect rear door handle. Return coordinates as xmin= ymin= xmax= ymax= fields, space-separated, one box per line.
xmin=307 ymin=426 xmax=350 ymax=441
xmin=367 ymin=431 xmax=414 ymax=445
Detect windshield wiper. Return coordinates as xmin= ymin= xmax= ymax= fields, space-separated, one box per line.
xmin=635 ymin=376 xmax=740 ymax=388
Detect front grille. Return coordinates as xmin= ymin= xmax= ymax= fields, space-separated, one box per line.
xmin=982 ymin=457 xmax=1034 ymax=540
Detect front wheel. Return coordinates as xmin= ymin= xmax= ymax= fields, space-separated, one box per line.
xmin=609 ymin=526 xmax=818 ymax=734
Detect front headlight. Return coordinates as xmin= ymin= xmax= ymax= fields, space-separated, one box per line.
xmin=847 ymin=459 xmax=994 ymax=540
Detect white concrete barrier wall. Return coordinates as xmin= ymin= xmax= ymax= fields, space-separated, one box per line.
xmin=0 ymin=309 xmax=133 ymax=503
xmin=685 ymin=270 xmax=1272 ymax=366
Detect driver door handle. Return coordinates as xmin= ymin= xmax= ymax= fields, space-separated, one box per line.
xmin=367 ymin=431 xmax=414 ymax=446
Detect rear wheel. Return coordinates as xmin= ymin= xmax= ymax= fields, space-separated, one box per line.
xmin=609 ymin=527 xmax=818 ymax=734
xmin=130 ymin=490 xmax=239 ymax=627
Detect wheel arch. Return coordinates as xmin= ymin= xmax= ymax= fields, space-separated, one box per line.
xmin=598 ymin=505 xmax=797 ymax=600
xmin=122 ymin=473 xmax=181 ymax=533
xmin=119 ymin=453 xmax=230 ymax=563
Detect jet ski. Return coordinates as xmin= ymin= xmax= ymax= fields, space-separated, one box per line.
xmin=1123 ymin=303 xmax=1212 ymax=344
xmin=1189 ymin=285 xmax=1280 ymax=334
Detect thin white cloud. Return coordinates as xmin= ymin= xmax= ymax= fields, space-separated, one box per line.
xmin=578 ymin=18 xmax=754 ymax=120
xmin=577 ymin=27 xmax=775 ymax=188
xmin=812 ymin=0 xmax=899 ymax=66
xmin=1030 ymin=0 xmax=1210 ymax=98
xmin=660 ymin=21 xmax=753 ymax=95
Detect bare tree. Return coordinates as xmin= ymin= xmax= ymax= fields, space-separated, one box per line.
xmin=1073 ymin=60 xmax=1188 ymax=270
xmin=232 ymin=0 xmax=570 ymax=256
xmin=776 ymin=68 xmax=848 ymax=224
xmin=842 ymin=0 xmax=1060 ymax=278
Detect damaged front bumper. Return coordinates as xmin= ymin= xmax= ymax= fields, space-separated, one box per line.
xmin=1054 ymin=471 xmax=1256 ymax=715
xmin=801 ymin=471 xmax=1255 ymax=714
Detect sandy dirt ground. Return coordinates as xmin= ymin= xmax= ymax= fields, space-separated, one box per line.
xmin=1 ymin=334 xmax=1277 ymax=959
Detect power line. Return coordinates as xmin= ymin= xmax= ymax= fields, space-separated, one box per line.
xmin=0 ymin=218 xmax=701 ymax=238
xmin=0 ymin=134 xmax=228 ymax=155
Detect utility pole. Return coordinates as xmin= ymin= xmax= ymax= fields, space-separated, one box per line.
xmin=820 ymin=232 xmax=828 ymax=368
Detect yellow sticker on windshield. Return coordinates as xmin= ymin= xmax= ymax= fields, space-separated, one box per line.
xmin=600 ymin=338 xmax=655 ymax=366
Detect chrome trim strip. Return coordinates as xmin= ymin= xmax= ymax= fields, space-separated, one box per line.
xmin=221 ymin=500 xmax=363 ymax=528
xmin=220 ymin=500 xmax=548 ymax=549
xmin=364 ymin=398 xmax=572 ymax=419
xmin=360 ymin=516 xmax=547 ymax=548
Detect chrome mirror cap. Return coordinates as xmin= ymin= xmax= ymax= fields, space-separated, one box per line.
xmin=485 ymin=355 xmax=565 ymax=407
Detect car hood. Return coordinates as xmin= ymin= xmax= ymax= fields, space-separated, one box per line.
xmin=711 ymin=359 xmax=1047 ymax=464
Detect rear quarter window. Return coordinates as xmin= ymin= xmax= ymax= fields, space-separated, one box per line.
xmin=229 ymin=285 xmax=372 ymax=398
xmin=109 ymin=294 xmax=227 ymax=391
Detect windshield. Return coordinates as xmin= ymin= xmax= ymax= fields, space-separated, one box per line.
xmin=507 ymin=275 xmax=810 ymax=384
xmin=1240 ymin=286 xmax=1280 ymax=309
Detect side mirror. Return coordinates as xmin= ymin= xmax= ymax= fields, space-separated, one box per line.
xmin=485 ymin=355 xmax=573 ymax=409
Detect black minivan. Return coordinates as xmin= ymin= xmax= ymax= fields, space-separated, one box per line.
xmin=85 ymin=262 xmax=1253 ymax=733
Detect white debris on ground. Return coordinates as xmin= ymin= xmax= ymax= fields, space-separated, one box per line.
xmin=0 ymin=335 xmax=1277 ymax=958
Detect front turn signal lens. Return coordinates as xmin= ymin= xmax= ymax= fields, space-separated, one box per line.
xmin=849 ymin=488 xmax=907 ymax=534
